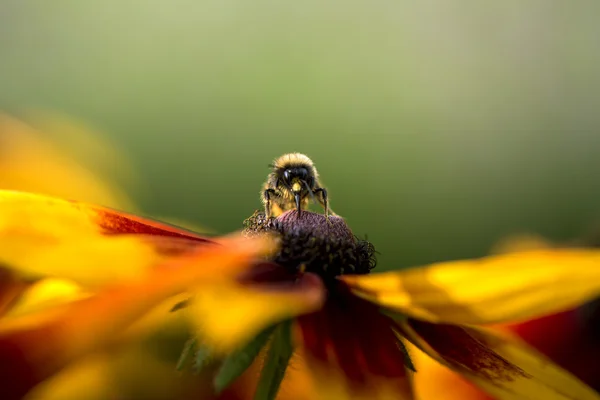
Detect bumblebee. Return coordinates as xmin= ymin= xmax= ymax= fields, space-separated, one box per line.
xmin=262 ymin=153 xmax=331 ymax=218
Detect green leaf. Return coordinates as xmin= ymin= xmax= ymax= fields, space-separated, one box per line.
xmin=176 ymin=337 xmax=197 ymax=371
xmin=254 ymin=320 xmax=294 ymax=400
xmin=380 ymin=309 xmax=416 ymax=372
xmin=380 ymin=308 xmax=407 ymax=323
xmin=398 ymin=338 xmax=416 ymax=372
xmin=213 ymin=324 xmax=277 ymax=393
xmin=193 ymin=345 xmax=214 ymax=373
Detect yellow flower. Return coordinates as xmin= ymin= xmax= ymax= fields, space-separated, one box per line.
xmin=0 ymin=190 xmax=274 ymax=399
xmin=186 ymin=211 xmax=600 ymax=400
xmin=0 ymin=111 xmax=140 ymax=319
xmin=0 ymin=113 xmax=275 ymax=399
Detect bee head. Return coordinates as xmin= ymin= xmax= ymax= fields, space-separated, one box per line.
xmin=279 ymin=166 xmax=314 ymax=211
xmin=282 ymin=167 xmax=311 ymax=189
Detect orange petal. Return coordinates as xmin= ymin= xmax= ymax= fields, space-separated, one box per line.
xmin=399 ymin=319 xmax=600 ymax=400
xmin=190 ymin=273 xmax=326 ymax=354
xmin=297 ymin=290 xmax=413 ymax=400
xmin=342 ymin=249 xmax=600 ymax=325
xmin=0 ymin=190 xmax=212 ymax=286
xmin=0 ymin=234 xmax=272 ymax=400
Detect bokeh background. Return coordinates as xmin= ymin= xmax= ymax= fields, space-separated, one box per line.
xmin=2 ymin=1 xmax=600 ymax=270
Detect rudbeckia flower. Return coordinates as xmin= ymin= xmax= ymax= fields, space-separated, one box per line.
xmin=0 ymin=190 xmax=275 ymax=400
xmin=0 ymin=112 xmax=142 ymax=319
xmin=187 ymin=210 xmax=600 ymax=400
xmin=2 ymin=113 xmax=600 ymax=400
xmin=0 ymin=113 xmax=285 ymax=400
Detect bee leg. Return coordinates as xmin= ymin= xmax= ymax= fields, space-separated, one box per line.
xmin=263 ymin=189 xmax=277 ymax=218
xmin=313 ymin=188 xmax=330 ymax=220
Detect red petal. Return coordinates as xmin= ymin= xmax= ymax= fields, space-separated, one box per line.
xmin=298 ymin=286 xmax=411 ymax=396
xmin=509 ymin=306 xmax=600 ymax=390
xmin=406 ymin=319 xmax=527 ymax=383
xmin=402 ymin=319 xmax=600 ymax=400
xmin=82 ymin=202 xmax=212 ymax=242
xmin=0 ymin=326 xmax=52 ymax=400
xmin=237 ymin=262 xmax=299 ymax=284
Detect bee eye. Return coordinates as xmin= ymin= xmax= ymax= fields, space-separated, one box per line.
xmin=283 ymin=170 xmax=291 ymax=181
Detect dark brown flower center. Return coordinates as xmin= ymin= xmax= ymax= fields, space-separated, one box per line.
xmin=243 ymin=210 xmax=376 ymax=281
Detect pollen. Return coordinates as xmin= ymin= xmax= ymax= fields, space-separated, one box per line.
xmin=243 ymin=210 xmax=376 ymax=282
xmin=291 ymin=182 xmax=302 ymax=192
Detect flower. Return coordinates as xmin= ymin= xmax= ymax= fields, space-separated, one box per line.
xmin=2 ymin=113 xmax=600 ymax=400
xmin=0 ymin=113 xmax=276 ymax=399
xmin=0 ymin=111 xmax=142 ymax=319
xmin=0 ymin=190 xmax=275 ymax=400
xmin=187 ymin=210 xmax=600 ymax=400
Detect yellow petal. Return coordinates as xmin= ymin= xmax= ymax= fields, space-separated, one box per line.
xmin=400 ymin=320 xmax=600 ymax=400
xmin=0 ymin=234 xmax=271 ymax=399
xmin=0 ymin=190 xmax=212 ymax=286
xmin=342 ymin=249 xmax=600 ymax=325
xmin=4 ymin=278 xmax=87 ymax=318
xmin=0 ymin=113 xmax=135 ymax=210
xmin=190 ymin=273 xmax=326 ymax=353
xmin=0 ymin=268 xmax=32 ymax=316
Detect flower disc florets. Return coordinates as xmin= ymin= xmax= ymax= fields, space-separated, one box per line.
xmin=243 ymin=210 xmax=376 ymax=281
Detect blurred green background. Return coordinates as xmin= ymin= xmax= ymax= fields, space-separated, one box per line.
xmin=2 ymin=1 xmax=600 ymax=270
